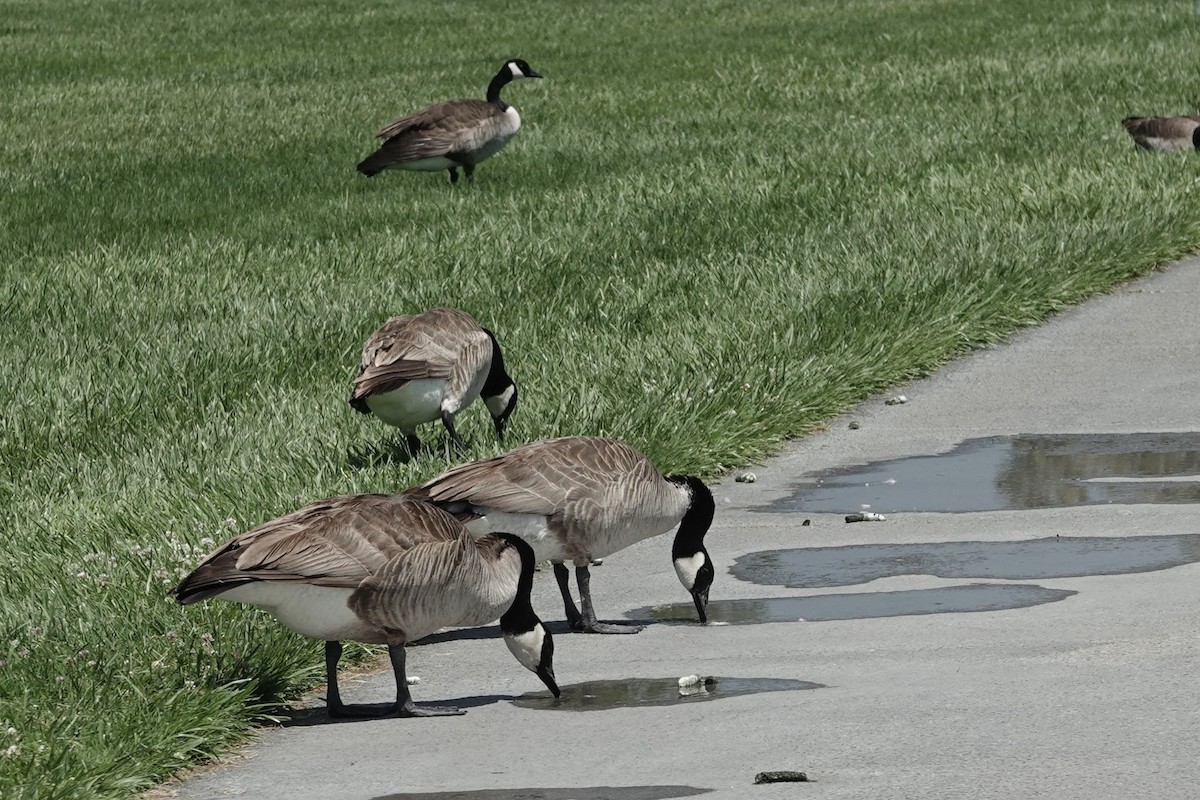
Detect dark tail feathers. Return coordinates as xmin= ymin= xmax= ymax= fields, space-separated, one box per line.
xmin=356 ymin=151 xmax=392 ymax=177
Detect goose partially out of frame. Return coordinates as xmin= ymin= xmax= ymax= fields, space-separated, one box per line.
xmin=1121 ymin=115 xmax=1200 ymax=151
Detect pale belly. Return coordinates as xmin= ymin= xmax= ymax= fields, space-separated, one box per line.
xmin=1146 ymin=137 xmax=1193 ymax=152
xmin=398 ymin=156 xmax=458 ymax=172
xmin=468 ymin=133 xmax=516 ymax=164
xmin=365 ymin=378 xmax=446 ymax=432
xmin=463 ymin=512 xmax=568 ymax=563
xmin=219 ymin=583 xmax=382 ymax=643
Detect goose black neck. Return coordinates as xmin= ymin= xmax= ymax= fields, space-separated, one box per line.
xmin=481 ymin=329 xmax=513 ymax=396
xmin=1193 ymin=127 xmax=1200 ymax=150
xmin=486 ymin=69 xmax=513 ymax=108
xmin=496 ymin=533 xmax=539 ymax=634
xmin=666 ymin=475 xmax=715 ymax=559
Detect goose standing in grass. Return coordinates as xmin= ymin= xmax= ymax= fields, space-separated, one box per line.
xmin=349 ymin=307 xmax=519 ymax=453
xmin=356 ymin=59 xmax=543 ymax=183
xmin=407 ymin=436 xmax=716 ymax=634
xmin=173 ymin=494 xmax=559 ymax=718
xmin=1121 ymin=116 xmax=1200 ymax=151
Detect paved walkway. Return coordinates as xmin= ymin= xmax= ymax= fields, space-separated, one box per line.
xmin=171 ymin=260 xmax=1200 ymax=800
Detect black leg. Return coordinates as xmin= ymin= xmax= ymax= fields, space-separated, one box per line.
xmin=404 ymin=433 xmax=421 ymax=456
xmin=326 ymin=642 xmax=396 ymax=714
xmin=440 ymin=411 xmax=468 ymax=451
xmin=388 ymin=644 xmax=464 ymax=717
xmin=552 ymin=562 xmax=583 ymax=629
xmin=575 ymin=564 xmax=643 ymax=634
xmin=448 ymin=168 xmax=459 ymax=184
xmin=464 ymin=164 xmax=475 ymax=183
xmin=325 ymin=640 xmax=398 ymax=718
xmin=324 ymin=640 xmax=348 ymax=713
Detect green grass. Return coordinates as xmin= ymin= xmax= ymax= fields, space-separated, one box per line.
xmin=2 ymin=0 xmax=1200 ymax=796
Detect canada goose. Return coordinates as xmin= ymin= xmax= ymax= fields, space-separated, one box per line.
xmin=173 ymin=494 xmax=559 ymax=718
xmin=1122 ymin=116 xmax=1200 ymax=151
xmin=407 ymin=436 xmax=716 ymax=634
xmin=349 ymin=307 xmax=518 ymax=453
xmin=356 ymin=59 xmax=543 ymax=183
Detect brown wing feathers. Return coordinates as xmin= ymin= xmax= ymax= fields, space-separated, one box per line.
xmin=349 ymin=308 xmax=487 ymax=409
xmin=1122 ymin=116 xmax=1200 ymax=150
xmin=174 ymin=495 xmax=467 ymax=604
xmin=414 ymin=437 xmax=652 ymax=515
xmin=359 ymin=100 xmax=501 ymax=175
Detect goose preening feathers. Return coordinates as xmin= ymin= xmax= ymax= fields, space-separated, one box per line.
xmin=173 ymin=494 xmax=559 ymax=718
xmin=356 ymin=59 xmax=543 ymax=183
xmin=1121 ymin=116 xmax=1200 ymax=151
xmin=349 ymin=307 xmax=518 ymax=453
xmin=408 ymin=436 xmax=716 ymax=634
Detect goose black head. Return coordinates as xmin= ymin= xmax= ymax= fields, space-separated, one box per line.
xmin=505 ymin=59 xmax=543 ymax=80
xmin=666 ymin=475 xmax=716 ymax=623
xmin=502 ymin=618 xmax=558 ymax=697
xmin=481 ymin=328 xmax=519 ymax=440
xmin=498 ymin=533 xmax=561 ymax=697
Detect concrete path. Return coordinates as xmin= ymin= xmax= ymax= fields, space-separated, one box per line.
xmin=169 ymin=261 xmax=1200 ymax=800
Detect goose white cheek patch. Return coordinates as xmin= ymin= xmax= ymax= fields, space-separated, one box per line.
xmin=484 ymin=384 xmax=516 ymax=417
xmin=504 ymin=625 xmax=545 ymax=673
xmin=674 ymin=553 xmax=706 ymax=590
xmin=508 ymin=62 xmax=525 ymax=78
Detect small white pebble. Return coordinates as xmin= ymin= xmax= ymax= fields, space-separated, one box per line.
xmin=707 ymin=621 xmax=731 ymax=626
xmin=885 ymin=395 xmax=908 ymax=405
xmin=679 ymin=674 xmax=702 ymax=687
xmin=735 ymin=472 xmax=757 ymax=483
xmin=406 ymin=676 xmax=421 ymax=685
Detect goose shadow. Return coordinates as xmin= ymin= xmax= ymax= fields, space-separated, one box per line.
xmin=370 ymin=786 xmax=713 ymax=800
xmin=369 ymin=786 xmax=713 ymax=800
xmin=411 ymin=618 xmax=659 ymax=646
xmin=346 ymin=437 xmax=415 ymax=469
xmin=278 ymin=693 xmax=509 ymax=727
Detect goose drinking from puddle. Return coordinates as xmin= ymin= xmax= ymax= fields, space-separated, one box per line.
xmin=408 ymin=436 xmax=716 ymax=634
xmin=349 ymin=307 xmax=519 ymax=453
xmin=173 ymin=495 xmax=559 ymax=718
xmin=357 ymin=59 xmax=542 ymax=183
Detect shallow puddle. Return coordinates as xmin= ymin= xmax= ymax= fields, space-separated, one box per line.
xmin=731 ymin=534 xmax=1200 ymax=588
xmin=634 ymin=583 xmax=1076 ymax=625
xmin=371 ymin=787 xmax=711 ymax=800
xmin=759 ymin=432 xmax=1200 ymax=513
xmin=511 ymin=677 xmax=822 ymax=711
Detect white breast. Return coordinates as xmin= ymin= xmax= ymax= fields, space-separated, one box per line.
xmin=365 ymin=378 xmax=447 ymax=432
xmin=462 ymin=512 xmax=566 ymax=562
xmin=397 ymin=156 xmax=459 ymax=172
xmin=219 ymin=583 xmax=378 ymax=642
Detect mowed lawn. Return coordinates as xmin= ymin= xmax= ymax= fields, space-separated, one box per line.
xmin=2 ymin=0 xmax=1199 ymax=796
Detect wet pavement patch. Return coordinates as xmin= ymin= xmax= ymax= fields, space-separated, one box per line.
xmin=758 ymin=432 xmax=1200 ymax=513
xmin=511 ymin=677 xmax=822 ymax=711
xmin=634 ymin=583 xmax=1075 ymax=625
xmin=731 ymin=535 xmax=1200 ymax=588
xmin=370 ymin=788 xmax=711 ymax=800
